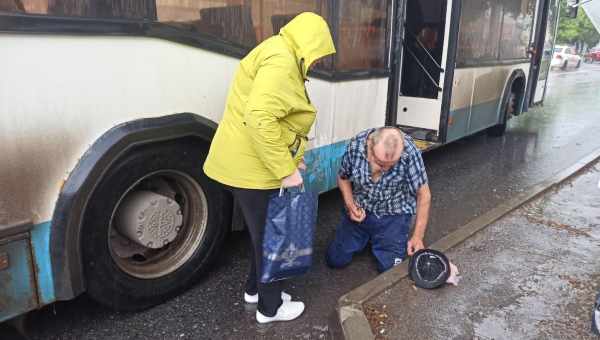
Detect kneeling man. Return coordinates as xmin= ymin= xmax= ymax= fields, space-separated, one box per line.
xmin=326 ymin=127 xmax=431 ymax=272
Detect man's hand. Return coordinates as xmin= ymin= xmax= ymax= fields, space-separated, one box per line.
xmin=407 ymin=236 xmax=425 ymax=256
xmin=409 ymin=184 xmax=430 ymax=256
xmin=338 ymin=175 xmax=365 ymax=222
xmin=282 ymin=169 xmax=303 ymax=188
xmin=345 ymin=200 xmax=366 ymax=223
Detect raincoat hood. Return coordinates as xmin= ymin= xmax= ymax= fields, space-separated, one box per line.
xmin=280 ymin=12 xmax=336 ymax=78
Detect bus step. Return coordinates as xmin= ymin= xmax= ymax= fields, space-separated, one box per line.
xmin=413 ymin=139 xmax=440 ymax=152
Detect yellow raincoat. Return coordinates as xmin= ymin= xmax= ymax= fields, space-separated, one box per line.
xmin=203 ymin=12 xmax=336 ymax=189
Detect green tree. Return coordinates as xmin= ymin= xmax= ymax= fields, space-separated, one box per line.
xmin=557 ymin=0 xmax=600 ymax=51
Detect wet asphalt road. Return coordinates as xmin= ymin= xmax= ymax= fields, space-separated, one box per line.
xmin=3 ymin=64 xmax=600 ymax=340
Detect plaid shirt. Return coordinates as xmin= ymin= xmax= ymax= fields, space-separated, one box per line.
xmin=338 ymin=128 xmax=428 ymax=216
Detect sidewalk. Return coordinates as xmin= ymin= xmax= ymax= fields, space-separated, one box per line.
xmin=365 ymin=160 xmax=600 ymax=339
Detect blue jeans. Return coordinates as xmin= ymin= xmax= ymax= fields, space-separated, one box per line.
xmin=326 ymin=212 xmax=412 ymax=272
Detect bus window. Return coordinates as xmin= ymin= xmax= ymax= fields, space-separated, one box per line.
xmin=457 ymin=0 xmax=535 ymax=65
xmin=251 ymin=0 xmax=328 ymax=43
xmin=457 ymin=0 xmax=503 ymax=65
xmin=499 ymin=0 xmax=535 ymax=60
xmin=335 ymin=0 xmax=388 ymax=71
xmin=0 ymin=0 xmax=24 ymax=12
xmin=0 ymin=0 xmax=155 ymax=19
xmin=156 ymin=0 xmax=329 ymax=58
xmin=259 ymin=0 xmax=332 ymax=70
xmin=156 ymin=1 xmax=257 ymax=48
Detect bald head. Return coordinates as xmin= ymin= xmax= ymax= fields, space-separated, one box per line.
xmin=370 ymin=127 xmax=404 ymax=169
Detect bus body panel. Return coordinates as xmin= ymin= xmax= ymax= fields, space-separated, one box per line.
xmin=30 ymin=221 xmax=54 ymax=306
xmin=0 ymin=34 xmax=238 ymax=318
xmin=0 ymin=34 xmax=238 ymax=226
xmin=316 ymin=78 xmax=389 ymax=144
xmin=0 ymin=33 xmax=389 ymax=224
xmin=0 ymin=220 xmax=55 ymax=322
xmin=446 ymin=63 xmax=530 ymax=143
xmin=305 ymin=77 xmax=389 ymax=194
xmin=0 ymin=233 xmax=39 ymax=323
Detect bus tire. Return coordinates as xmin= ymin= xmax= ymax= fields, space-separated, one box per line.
xmin=487 ymin=91 xmax=515 ymax=137
xmin=81 ymin=138 xmax=230 ymax=311
xmin=561 ymin=61 xmax=568 ymax=70
xmin=576 ymin=60 xmax=581 ymax=68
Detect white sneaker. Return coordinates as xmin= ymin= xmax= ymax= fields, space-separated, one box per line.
xmin=256 ymin=300 xmax=305 ymax=324
xmin=244 ymin=291 xmax=292 ymax=304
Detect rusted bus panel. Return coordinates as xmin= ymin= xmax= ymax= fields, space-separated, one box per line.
xmin=304 ymin=141 xmax=348 ymax=194
xmin=0 ymin=233 xmax=39 ymax=323
xmin=30 ymin=221 xmax=55 ymax=305
xmin=304 ymin=139 xmax=440 ymax=193
xmin=303 ymin=136 xmax=436 ymax=195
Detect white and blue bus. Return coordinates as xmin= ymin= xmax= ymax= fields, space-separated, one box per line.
xmin=0 ymin=0 xmax=559 ymax=321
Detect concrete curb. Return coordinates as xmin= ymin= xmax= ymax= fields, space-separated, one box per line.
xmin=331 ymin=148 xmax=600 ymax=340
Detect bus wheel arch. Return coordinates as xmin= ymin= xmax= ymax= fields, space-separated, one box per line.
xmin=509 ymin=73 xmax=526 ymax=117
xmin=81 ymin=138 xmax=230 ymax=310
xmin=49 ymin=113 xmax=232 ymax=306
xmin=487 ymin=70 xmax=526 ymax=137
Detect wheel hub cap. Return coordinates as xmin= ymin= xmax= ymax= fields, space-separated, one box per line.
xmin=115 ymin=190 xmax=183 ymax=249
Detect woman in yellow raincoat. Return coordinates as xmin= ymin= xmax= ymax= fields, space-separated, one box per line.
xmin=203 ymin=12 xmax=335 ymax=323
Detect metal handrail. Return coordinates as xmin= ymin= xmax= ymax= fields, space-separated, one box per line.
xmin=405 ymin=29 xmax=444 ymax=73
xmin=405 ymin=45 xmax=442 ymax=92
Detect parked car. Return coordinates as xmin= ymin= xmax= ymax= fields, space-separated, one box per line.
xmin=584 ymin=48 xmax=600 ymax=63
xmin=551 ymin=45 xmax=582 ymax=69
xmin=593 ymin=291 xmax=600 ymax=335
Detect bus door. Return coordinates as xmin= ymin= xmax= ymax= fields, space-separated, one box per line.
xmin=395 ymin=0 xmax=453 ymax=142
xmin=531 ymin=0 xmax=560 ymax=105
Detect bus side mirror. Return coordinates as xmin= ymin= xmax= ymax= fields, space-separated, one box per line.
xmin=565 ymin=0 xmax=580 ymax=18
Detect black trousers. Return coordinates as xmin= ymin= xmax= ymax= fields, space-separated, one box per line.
xmin=228 ymin=186 xmax=283 ymax=316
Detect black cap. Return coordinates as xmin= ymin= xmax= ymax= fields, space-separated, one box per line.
xmin=409 ymin=249 xmax=450 ymax=289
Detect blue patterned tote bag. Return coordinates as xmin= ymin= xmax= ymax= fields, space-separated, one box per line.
xmin=260 ymin=186 xmax=318 ymax=283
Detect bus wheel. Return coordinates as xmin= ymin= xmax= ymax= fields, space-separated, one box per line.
xmin=576 ymin=60 xmax=581 ymax=68
xmin=561 ymin=61 xmax=568 ymax=70
xmin=487 ymin=92 xmax=515 ymax=137
xmin=81 ymin=139 xmax=230 ymax=311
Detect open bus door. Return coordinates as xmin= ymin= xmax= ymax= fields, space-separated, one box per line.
xmin=529 ymin=0 xmax=561 ymax=105
xmin=391 ymin=0 xmax=457 ymax=148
